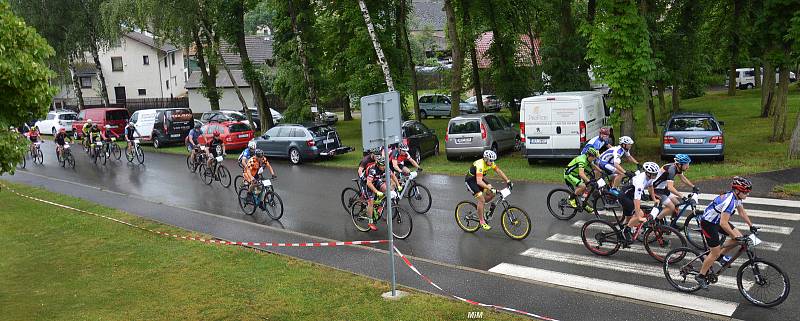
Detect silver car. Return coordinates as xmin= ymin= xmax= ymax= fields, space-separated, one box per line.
xmin=661 ymin=112 xmax=725 ymax=161
xmin=445 ymin=114 xmax=519 ymax=160
xmin=419 ymin=94 xmax=477 ymax=118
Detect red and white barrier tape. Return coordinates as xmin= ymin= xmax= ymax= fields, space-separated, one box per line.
xmin=2 ymin=183 xmax=387 ymax=248
xmin=393 ymin=246 xmax=560 ymax=321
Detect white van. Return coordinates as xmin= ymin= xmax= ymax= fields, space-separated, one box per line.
xmin=519 ymin=91 xmax=610 ymax=161
xmin=731 ymin=68 xmax=797 ymax=89
xmin=128 ymin=108 xmax=194 ymax=148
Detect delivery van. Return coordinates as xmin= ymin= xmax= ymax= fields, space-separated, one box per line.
xmin=128 ymin=108 xmax=193 ymax=148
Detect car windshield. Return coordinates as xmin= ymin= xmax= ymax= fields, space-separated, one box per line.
xmin=448 ymin=120 xmax=480 ymax=134
xmin=227 ymin=113 xmax=246 ymax=121
xmin=228 ymin=123 xmax=250 ymax=133
xmin=59 ymin=114 xmax=77 ymax=120
xmin=106 ymin=110 xmax=129 ymax=121
xmin=669 ymin=117 xmax=718 ymax=131
xmin=308 ymin=126 xmax=333 ymax=138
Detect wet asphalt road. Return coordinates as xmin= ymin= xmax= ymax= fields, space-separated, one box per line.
xmin=6 ymin=140 xmax=800 ymax=321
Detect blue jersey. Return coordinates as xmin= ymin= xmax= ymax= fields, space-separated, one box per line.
xmin=239 ymin=148 xmax=254 ymax=161
xmin=701 ymin=191 xmax=742 ymax=224
xmin=187 ymin=129 xmax=201 ymax=145
xmin=598 ymin=146 xmax=628 ymax=165
xmin=582 ymin=136 xmax=609 ymax=154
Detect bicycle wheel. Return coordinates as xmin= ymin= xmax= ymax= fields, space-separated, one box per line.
xmin=135 ymin=145 xmax=145 ymax=164
xmin=683 ymin=211 xmax=707 ymax=250
xmin=407 ymin=183 xmax=432 ymax=214
xmin=349 ymin=200 xmax=372 ymax=232
xmin=501 ymin=206 xmax=532 ymax=240
xmin=663 ymin=247 xmax=703 ymax=293
xmin=580 ymin=219 xmax=621 ymax=256
xmin=58 ymin=150 xmax=65 ymax=167
xmin=111 ymin=143 xmax=121 ymax=160
xmin=125 ymin=145 xmax=134 ymax=162
xmin=594 ymin=195 xmax=623 ymax=225
xmin=91 ymin=147 xmax=98 ymax=164
xmin=737 ymin=259 xmax=791 ymax=307
xmin=341 ymin=187 xmax=359 ymax=214
xmin=201 ymin=165 xmax=214 ymax=185
xmin=454 ymin=201 xmax=480 ymax=233
xmin=186 ymin=155 xmax=195 ymax=172
xmin=17 ymin=154 xmax=26 ymax=169
xmin=390 ymin=205 xmax=413 ymax=239
xmin=644 ymin=225 xmax=687 ymax=263
xmin=217 ymin=165 xmax=231 ymax=188
xmin=35 ymin=149 xmax=43 ymax=164
xmin=66 ymin=152 xmax=75 ymax=169
xmin=237 ymin=187 xmax=257 ymax=215
xmin=547 ymin=188 xmax=579 ymax=220
xmin=234 ymin=175 xmax=245 ymax=193
xmin=100 ymin=148 xmax=107 ymax=165
xmin=264 ymin=190 xmax=284 ymax=220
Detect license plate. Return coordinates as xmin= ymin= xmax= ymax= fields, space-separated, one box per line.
xmin=238 ymin=134 xmax=249 ymax=138
xmin=684 ymin=138 xmax=704 ymax=144
xmin=171 ymin=134 xmax=180 ymax=138
xmin=529 ymin=138 xmax=548 ymax=144
xmin=455 ymin=137 xmax=472 ymax=144
xmin=324 ymin=138 xmax=334 ymax=144
xmin=262 ymin=179 xmax=272 ymax=186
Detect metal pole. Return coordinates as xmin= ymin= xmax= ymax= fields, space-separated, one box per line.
xmin=380 ymin=97 xmax=397 ymax=296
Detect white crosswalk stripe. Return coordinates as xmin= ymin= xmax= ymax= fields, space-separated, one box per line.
xmin=598 ymin=207 xmax=800 ymax=222
xmin=696 ymin=193 xmax=800 ymax=208
xmin=571 ymin=219 xmax=793 ymax=235
xmin=548 ymin=232 xmax=782 ymax=252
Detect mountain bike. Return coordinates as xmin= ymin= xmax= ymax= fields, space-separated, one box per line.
xmin=237 ymin=176 xmax=283 ymax=219
xmin=663 ymin=231 xmax=790 ymax=307
xmin=547 ymin=177 xmax=618 ymax=221
xmin=454 ymin=184 xmax=531 ymax=240
xmin=90 ymin=141 xmax=107 ymax=165
xmin=581 ymin=205 xmax=687 ymax=263
xmin=57 ymin=143 xmax=75 ymax=168
xmin=397 ymin=170 xmax=432 ymax=214
xmin=104 ymin=138 xmax=122 ymax=161
xmin=30 ymin=141 xmax=44 ymax=165
xmin=656 ymin=193 xmax=707 ymax=250
xmin=198 ymin=155 xmax=231 ymax=188
xmin=349 ymin=191 xmax=413 ymax=239
xmin=125 ymin=139 xmax=145 ymax=164
xmin=341 ymin=178 xmax=364 ymax=214
xmin=186 ymin=146 xmax=207 ymax=173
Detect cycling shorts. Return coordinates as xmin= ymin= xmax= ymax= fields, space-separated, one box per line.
xmin=700 ymin=220 xmax=735 ymax=248
xmin=564 ymin=174 xmax=582 ymax=190
xmin=364 ymin=180 xmax=384 ymax=200
xmin=465 ymin=175 xmax=489 ymax=196
xmin=597 ymin=161 xmax=616 ymax=175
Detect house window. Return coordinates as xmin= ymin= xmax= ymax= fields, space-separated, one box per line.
xmin=170 ymin=52 xmax=176 ymax=65
xmin=137 ymin=89 xmax=146 ymax=96
xmin=111 ymin=57 xmax=123 ymax=71
xmin=172 ymin=76 xmax=177 ymax=86
xmin=143 ymin=55 xmax=149 ymax=65
xmin=80 ymin=77 xmax=92 ymax=88
xmin=164 ymin=56 xmax=168 ymax=67
xmin=165 ymin=80 xmax=170 ymax=89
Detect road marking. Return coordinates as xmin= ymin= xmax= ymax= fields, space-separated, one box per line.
xmin=572 ymin=219 xmax=793 ymax=235
xmin=599 ymin=206 xmax=800 ymax=222
xmin=548 ymin=232 xmax=781 ymax=256
xmin=696 ymin=193 xmax=800 ymax=208
xmin=488 ymin=263 xmax=739 ymax=316
xmin=518 ymin=247 xmax=742 ymax=289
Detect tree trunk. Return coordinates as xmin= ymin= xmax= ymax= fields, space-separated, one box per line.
xmin=588 ymin=0 xmax=597 ymax=23
xmin=789 ymin=101 xmax=800 ymax=158
xmin=646 ymin=86 xmax=657 ymax=136
xmin=358 ymin=0 xmax=395 ymax=91
xmin=211 ymin=35 xmax=253 ymax=126
xmin=726 ymin=0 xmax=744 ymax=96
xmin=444 ymin=0 xmax=463 ymax=117
xmin=68 ymin=54 xmax=85 ymax=110
xmin=193 ymin=28 xmax=220 ymax=111
xmin=671 ymin=84 xmax=680 ymax=112
xmin=656 ymin=80 xmax=666 ymax=114
xmin=287 ymin=0 xmax=319 ymax=111
xmin=761 ymin=60 xmax=776 ymax=117
xmin=621 ymin=108 xmax=635 ymax=139
xmin=400 ymin=0 xmax=421 ymax=120
xmin=754 ymin=63 xmax=761 ymax=88
xmin=461 ymin=0 xmax=484 ymax=113
xmin=231 ymin=2 xmax=273 ymax=130
xmin=771 ymin=66 xmax=790 ymax=142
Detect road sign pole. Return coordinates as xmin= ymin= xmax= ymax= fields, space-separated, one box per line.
xmin=380 ymin=101 xmax=397 ymax=297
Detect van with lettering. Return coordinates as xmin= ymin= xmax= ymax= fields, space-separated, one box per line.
xmin=519 ymin=91 xmax=610 ymax=161
xmin=128 ymin=108 xmax=194 ymax=148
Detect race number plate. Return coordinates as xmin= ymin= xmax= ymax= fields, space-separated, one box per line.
xmin=596 ymin=178 xmax=606 ymax=188
xmin=133 ymin=139 xmax=140 ymax=144
xmin=96 ymin=142 xmax=103 ymax=146
xmin=500 ymin=188 xmax=511 ymax=198
xmin=262 ymin=179 xmax=272 ymax=186
xmin=650 ymin=207 xmax=660 ymax=219
xmin=747 ymin=234 xmax=762 ymax=246
xmin=215 ymin=156 xmax=223 ymax=162
xmin=64 ymin=144 xmax=70 ymax=149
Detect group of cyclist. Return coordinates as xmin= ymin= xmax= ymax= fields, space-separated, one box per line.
xmin=564 ymin=127 xmax=757 ymax=290
xmin=186 ymin=123 xmax=227 ymax=173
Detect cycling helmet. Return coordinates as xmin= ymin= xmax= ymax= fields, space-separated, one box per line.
xmin=585 ymin=147 xmax=599 ymax=157
xmin=247 ymin=141 xmax=257 ymax=150
xmin=254 ymin=149 xmax=264 ymax=157
xmin=59 ymin=127 xmax=66 ymax=132
xmin=194 ymin=123 xmax=201 ymax=129
xmin=213 ymin=130 xmax=221 ymax=137
xmin=731 ymin=176 xmax=752 ymax=193
xmin=126 ymin=122 xmax=134 ymax=127
xmin=86 ymin=119 xmax=93 ymax=123
xmin=599 ymin=127 xmax=611 ymax=136
xmin=398 ymin=143 xmax=410 ymax=152
xmin=674 ymin=154 xmax=691 ymax=164
xmin=92 ymin=124 xmax=98 ymax=130
xmin=619 ymin=136 xmax=634 ymax=145
xmin=483 ymin=150 xmax=498 ymax=162
xmin=375 ymin=155 xmax=385 ymax=165
xmin=642 ymin=161 xmax=659 ymax=174
xmin=104 ymin=124 xmax=111 ymax=129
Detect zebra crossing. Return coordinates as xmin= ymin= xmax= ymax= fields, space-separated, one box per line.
xmin=488 ymin=201 xmax=799 ymax=317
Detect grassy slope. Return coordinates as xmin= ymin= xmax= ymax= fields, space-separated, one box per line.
xmin=0 ymin=181 xmax=524 ymax=321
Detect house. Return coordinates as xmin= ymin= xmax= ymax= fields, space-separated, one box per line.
xmin=474 ymin=31 xmax=542 ymax=69
xmin=185 ymin=35 xmax=274 ymax=113
xmin=56 ymin=31 xmax=187 ymax=108
xmin=410 ymin=0 xmax=447 ymax=56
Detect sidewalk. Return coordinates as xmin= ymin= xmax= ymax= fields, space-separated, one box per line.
xmin=695 ymin=167 xmax=800 ymax=199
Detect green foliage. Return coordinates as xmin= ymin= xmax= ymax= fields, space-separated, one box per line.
xmin=538 ymin=0 xmax=591 ymax=91
xmin=244 ymin=0 xmax=274 ymax=35
xmin=0 ymin=0 xmax=57 ymax=174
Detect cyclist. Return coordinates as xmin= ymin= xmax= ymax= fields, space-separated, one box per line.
xmin=123 ymin=122 xmax=141 ymax=156
xmin=357 ymin=148 xmax=380 ymax=194
xmin=390 ymin=143 xmax=422 ymax=182
xmin=595 ymin=136 xmax=640 ymax=194
xmin=54 ymin=127 xmax=73 ymax=160
xmin=205 ymin=130 xmax=225 ymax=171
xmin=244 ymin=149 xmax=276 ymax=195
xmin=364 ymin=155 xmax=399 ymax=231
xmin=186 ymin=123 xmax=203 ymax=163
xmin=619 ymin=161 xmax=660 ymax=242
xmin=564 ymin=147 xmax=601 ymax=212
xmin=695 ymin=176 xmax=757 ymax=290
xmin=99 ymin=125 xmax=120 ymax=156
xmin=581 ymin=127 xmax=613 ymax=154
xmin=465 ymin=150 xmax=512 ymax=230
xmin=653 ymin=154 xmax=699 ymax=227
xmin=82 ymin=119 xmax=93 ymax=146
xmin=27 ymin=125 xmax=41 ymax=154
xmin=87 ymin=124 xmax=103 ymax=157
xmin=239 ymin=141 xmax=258 ymax=169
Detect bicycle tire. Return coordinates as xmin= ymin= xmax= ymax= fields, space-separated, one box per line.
xmin=683 ymin=211 xmax=707 ymax=250
xmin=125 ymin=144 xmax=134 ymax=162
xmin=201 ymin=165 xmax=214 ymax=185
xmin=135 ymin=145 xmax=144 ymax=164
xmin=580 ymin=219 xmax=621 ymax=256
xmin=547 ymin=188 xmax=579 ymax=220
xmin=454 ymin=201 xmax=480 ymax=233
xmin=35 ymin=149 xmax=43 ymax=165
xmin=100 ymin=148 xmax=107 ymax=165
xmin=58 ymin=150 xmax=65 ymax=167
xmin=264 ymin=190 xmax=284 ymax=220
xmin=349 ymin=200 xmax=372 ymax=232
xmin=501 ymin=206 xmax=532 ymax=240
xmin=390 ymin=205 xmax=413 ymax=239
xmin=737 ymin=259 xmax=791 ymax=307
xmin=217 ymin=165 xmax=231 ymax=188
xmin=237 ymin=187 xmax=257 ymax=215
xmin=663 ymin=247 xmax=703 ymax=293
xmin=234 ymin=175 xmax=245 ymax=193
xmin=186 ymin=155 xmax=195 ymax=172
xmin=644 ymin=225 xmax=687 ymax=263
xmin=18 ymin=154 xmax=26 ymax=169
xmin=111 ymin=143 xmax=121 ymax=160
xmin=66 ymin=152 xmax=75 ymax=169
xmin=341 ymin=187 xmax=359 ymax=214
xmin=407 ymin=183 xmax=432 ymax=214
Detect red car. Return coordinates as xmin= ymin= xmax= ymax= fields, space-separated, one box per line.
xmin=198 ymin=121 xmax=254 ymax=151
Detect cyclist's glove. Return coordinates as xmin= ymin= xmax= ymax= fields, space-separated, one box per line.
xmin=376 ymin=191 xmax=384 ymax=198
xmin=750 ymin=226 xmax=759 ymax=234
xmin=692 ymin=186 xmax=700 ymax=193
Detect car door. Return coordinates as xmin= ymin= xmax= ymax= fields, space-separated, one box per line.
xmin=497 ymin=116 xmax=517 ymax=150
xmin=437 ymin=96 xmax=452 ymax=116
xmin=419 ymin=96 xmax=434 ymax=116
xmin=486 ymin=115 xmax=511 ymax=151
xmin=259 ymin=127 xmax=281 ymax=156
xmin=415 ymin=122 xmax=436 ymax=155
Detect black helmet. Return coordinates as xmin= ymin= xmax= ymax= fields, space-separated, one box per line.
xmin=194 ymin=123 xmax=201 ymax=129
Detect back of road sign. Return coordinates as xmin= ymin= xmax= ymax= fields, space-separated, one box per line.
xmin=360 ymin=91 xmax=402 ymax=152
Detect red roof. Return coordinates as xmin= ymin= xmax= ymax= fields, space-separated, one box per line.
xmin=474 ymin=32 xmax=541 ymax=69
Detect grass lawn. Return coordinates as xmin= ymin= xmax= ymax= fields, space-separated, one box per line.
xmin=773 ymin=182 xmax=800 ymax=197
xmin=0 ymin=181 xmax=525 ymax=321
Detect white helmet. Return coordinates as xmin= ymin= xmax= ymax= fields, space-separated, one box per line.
xmin=642 ymin=161 xmax=659 ymax=174
xmin=483 ymin=150 xmax=497 ymax=161
xmin=86 ymin=119 xmax=93 ymax=123
xmin=619 ymin=136 xmax=634 ymax=145
xmin=247 ymin=141 xmax=257 ymax=149
xmin=104 ymin=124 xmax=111 ymax=129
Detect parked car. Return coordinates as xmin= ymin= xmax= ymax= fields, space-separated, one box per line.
xmin=729 ymin=68 xmax=798 ymax=89
xmin=320 ymin=111 xmax=338 ymax=125
xmin=661 ymin=112 xmax=725 ymax=161
xmin=247 ymin=107 xmax=284 ymax=128
xmin=251 ymin=123 xmax=352 ymax=164
xmin=128 ymin=108 xmax=193 ymax=148
xmin=197 ymin=121 xmax=255 ymax=151
xmin=445 ymin=114 xmax=518 ymax=160
xmin=201 ymin=110 xmax=257 ymax=130
xmin=72 ymin=108 xmax=129 ymax=139
xmin=418 ymin=94 xmax=476 ymax=118
xmin=35 ymin=110 xmax=78 ymax=135
xmin=401 ymin=120 xmax=439 ymax=163
xmin=519 ymin=91 xmax=610 ymax=161
xmin=465 ymin=95 xmax=501 ymax=112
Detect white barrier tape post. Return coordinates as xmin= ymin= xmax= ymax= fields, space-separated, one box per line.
xmin=1 ymin=183 xmax=388 ymax=248
xmin=392 ymin=246 xmax=560 ymax=321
